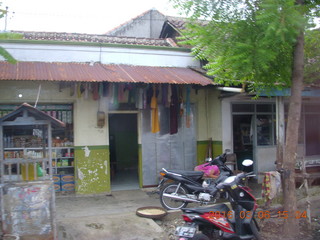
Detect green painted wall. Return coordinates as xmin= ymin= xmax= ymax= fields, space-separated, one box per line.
xmin=196 ymin=140 xmax=223 ymax=165
xmin=75 ymin=145 xmax=110 ymax=194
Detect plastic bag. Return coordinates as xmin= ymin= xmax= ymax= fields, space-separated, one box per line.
xmin=37 ymin=163 xmax=44 ymax=177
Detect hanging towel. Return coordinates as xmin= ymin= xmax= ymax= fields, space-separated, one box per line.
xmin=170 ymin=85 xmax=179 ymax=134
xmin=179 ymin=86 xmax=184 ymax=117
xmin=113 ymin=83 xmax=119 ymax=106
xmin=102 ymin=82 xmax=109 ymax=97
xmin=70 ymin=83 xmax=75 ymax=97
xmin=92 ymin=83 xmax=99 ymax=100
xmin=77 ymin=83 xmax=85 ymax=98
xmin=162 ymin=84 xmax=168 ymax=107
xmin=167 ymin=84 xmax=172 ymax=108
xmin=151 ymin=85 xmax=160 ymax=133
xmin=99 ymin=83 xmax=104 ymax=98
xmin=186 ymin=85 xmax=191 ymax=128
xmin=262 ymin=171 xmax=281 ymax=203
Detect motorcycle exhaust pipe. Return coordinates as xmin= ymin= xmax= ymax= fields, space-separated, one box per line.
xmin=163 ymin=193 xmax=200 ymax=203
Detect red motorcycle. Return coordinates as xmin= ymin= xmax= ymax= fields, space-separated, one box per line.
xmin=175 ymin=160 xmax=261 ymax=240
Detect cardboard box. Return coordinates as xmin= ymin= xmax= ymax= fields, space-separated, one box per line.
xmin=61 ymin=182 xmax=75 ymax=191
xmin=52 ymin=174 xmax=61 ymax=183
xmin=61 ymin=174 xmax=74 ymax=183
xmin=54 ymin=183 xmax=61 ymax=192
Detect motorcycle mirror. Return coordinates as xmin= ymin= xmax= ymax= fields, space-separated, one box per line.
xmin=224 ymin=149 xmax=231 ymax=153
xmin=242 ymin=159 xmax=253 ymax=167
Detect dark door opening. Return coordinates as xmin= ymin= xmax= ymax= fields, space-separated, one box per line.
xmin=109 ymin=113 xmax=139 ymax=190
xmin=305 ymin=114 xmax=320 ymax=156
xmin=233 ymin=115 xmax=254 ymax=172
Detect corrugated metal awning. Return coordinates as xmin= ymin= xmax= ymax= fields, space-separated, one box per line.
xmin=0 ymin=61 xmax=213 ymax=86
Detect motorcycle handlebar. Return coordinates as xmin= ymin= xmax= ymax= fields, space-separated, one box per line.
xmin=208 ymin=171 xmax=255 ymax=195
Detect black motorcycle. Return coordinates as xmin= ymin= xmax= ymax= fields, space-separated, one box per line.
xmin=158 ymin=150 xmax=234 ymax=210
xmin=175 ymin=160 xmax=261 ymax=240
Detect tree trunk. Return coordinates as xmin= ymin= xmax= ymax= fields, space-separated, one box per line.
xmin=282 ymin=28 xmax=304 ymax=238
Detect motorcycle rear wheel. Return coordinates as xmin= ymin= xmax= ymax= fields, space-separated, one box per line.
xmin=160 ymin=182 xmax=189 ymax=210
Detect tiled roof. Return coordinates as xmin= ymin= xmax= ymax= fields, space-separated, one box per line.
xmin=166 ymin=16 xmax=208 ymax=32
xmin=12 ymin=31 xmax=175 ymax=47
xmin=0 ymin=61 xmax=213 ymax=86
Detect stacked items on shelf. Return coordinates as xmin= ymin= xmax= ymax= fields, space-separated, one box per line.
xmin=52 ymin=137 xmax=73 ymax=147
xmin=45 ymin=110 xmax=72 ymax=124
xmin=53 ymin=174 xmax=75 ymax=191
xmin=4 ymin=135 xmax=44 ymax=148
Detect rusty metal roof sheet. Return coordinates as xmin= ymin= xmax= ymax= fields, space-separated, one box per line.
xmin=0 ymin=61 xmax=213 ymax=86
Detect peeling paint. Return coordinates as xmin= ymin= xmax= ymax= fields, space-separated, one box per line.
xmin=104 ymin=161 xmax=108 ymax=175
xmin=82 ymin=146 xmax=91 ymax=157
xmin=78 ymin=168 xmax=84 ymax=180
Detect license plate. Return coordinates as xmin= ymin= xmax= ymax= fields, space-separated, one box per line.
xmin=175 ymin=226 xmax=196 ymax=237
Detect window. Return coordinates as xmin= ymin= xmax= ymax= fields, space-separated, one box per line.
xmin=232 ymin=103 xmax=276 ymax=146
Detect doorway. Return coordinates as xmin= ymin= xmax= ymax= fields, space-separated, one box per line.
xmin=233 ymin=114 xmax=254 ymax=172
xmin=305 ymin=114 xmax=320 ymax=156
xmin=109 ymin=113 xmax=139 ymax=190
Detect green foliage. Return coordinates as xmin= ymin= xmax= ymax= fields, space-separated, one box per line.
xmin=0 ymin=32 xmax=23 ymax=40
xmin=0 ymin=3 xmax=7 ymax=19
xmin=0 ymin=46 xmax=17 ymax=63
xmin=172 ymin=0 xmax=320 ymax=92
xmin=304 ymin=29 xmax=320 ymax=83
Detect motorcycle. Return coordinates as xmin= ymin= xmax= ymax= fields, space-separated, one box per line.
xmin=158 ymin=150 xmax=234 ymax=210
xmin=175 ymin=159 xmax=261 ymax=240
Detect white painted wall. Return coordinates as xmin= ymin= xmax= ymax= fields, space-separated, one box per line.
xmin=0 ymin=42 xmax=200 ymax=68
xmin=73 ymin=97 xmax=109 ymax=146
xmin=255 ymin=146 xmax=277 ymax=182
xmin=193 ymin=88 xmax=222 ymax=141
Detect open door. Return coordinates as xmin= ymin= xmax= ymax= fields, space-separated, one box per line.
xmin=233 ymin=115 xmax=254 ymax=172
xmin=109 ymin=113 xmax=139 ymax=190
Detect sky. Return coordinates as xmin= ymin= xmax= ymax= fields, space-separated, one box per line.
xmin=0 ymin=0 xmax=182 ymax=34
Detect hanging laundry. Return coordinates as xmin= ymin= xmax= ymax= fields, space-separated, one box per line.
xmin=151 ymin=85 xmax=160 ymax=133
xmin=262 ymin=171 xmax=281 ymax=206
xmin=92 ymin=83 xmax=99 ymax=100
xmin=167 ymin=84 xmax=172 ymax=108
xmin=109 ymin=83 xmax=114 ymax=103
xmin=77 ymin=83 xmax=85 ymax=98
xmin=170 ymin=85 xmax=179 ymax=134
xmin=146 ymin=85 xmax=153 ymax=106
xmin=162 ymin=84 xmax=168 ymax=107
xmin=84 ymin=83 xmax=89 ymax=99
xmin=102 ymin=82 xmax=109 ymax=97
xmin=186 ymin=85 xmax=191 ymax=128
xmin=179 ymin=86 xmax=184 ymax=116
xmin=70 ymin=83 xmax=75 ymax=97
xmin=99 ymin=83 xmax=104 ymax=98
xmin=117 ymin=83 xmax=123 ymax=102
xmin=135 ymin=88 xmax=143 ymax=109
xmin=113 ymin=83 xmax=119 ymax=106
xmin=128 ymin=86 xmax=136 ymax=104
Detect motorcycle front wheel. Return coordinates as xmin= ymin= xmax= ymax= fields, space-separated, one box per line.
xmin=159 ymin=182 xmax=189 ymax=210
xmin=250 ymin=218 xmax=262 ymax=240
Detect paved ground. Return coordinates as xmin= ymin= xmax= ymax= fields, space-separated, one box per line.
xmin=55 ymin=189 xmax=166 ymax=240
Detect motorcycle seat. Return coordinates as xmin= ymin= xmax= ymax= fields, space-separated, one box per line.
xmin=167 ymin=170 xmax=204 ymax=179
xmin=183 ymin=204 xmax=230 ymax=215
